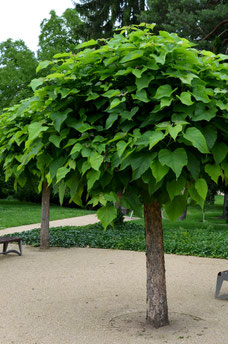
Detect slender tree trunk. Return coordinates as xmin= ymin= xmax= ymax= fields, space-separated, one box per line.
xmin=222 ymin=193 xmax=228 ymax=218
xmin=144 ymin=201 xmax=169 ymax=328
xmin=40 ymin=182 xmax=51 ymax=250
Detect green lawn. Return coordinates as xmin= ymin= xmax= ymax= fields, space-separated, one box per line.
xmin=6 ymin=195 xmax=228 ymax=259
xmin=0 ymin=199 xmax=94 ymax=229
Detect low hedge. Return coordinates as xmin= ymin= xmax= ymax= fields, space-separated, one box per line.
xmin=6 ymin=221 xmax=228 ymax=259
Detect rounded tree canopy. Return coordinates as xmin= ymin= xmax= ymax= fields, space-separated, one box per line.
xmin=0 ymin=25 xmax=227 ymax=227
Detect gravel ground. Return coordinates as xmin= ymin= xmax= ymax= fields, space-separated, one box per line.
xmin=1 ymin=245 xmax=228 ymax=344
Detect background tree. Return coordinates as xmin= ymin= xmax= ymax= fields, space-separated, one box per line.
xmin=38 ymin=9 xmax=82 ymax=61
xmin=0 ymin=39 xmax=37 ymax=112
xmin=0 ymin=97 xmax=57 ymax=249
xmin=2 ymin=26 xmax=226 ymax=328
xmin=139 ymin=0 xmax=228 ymax=53
xmin=73 ymin=0 xmax=146 ymax=39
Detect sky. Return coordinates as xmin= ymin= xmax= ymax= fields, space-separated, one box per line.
xmin=0 ymin=0 xmax=74 ymax=53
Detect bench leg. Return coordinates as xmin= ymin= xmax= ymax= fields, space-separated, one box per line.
xmin=1 ymin=240 xmax=22 ymax=256
xmin=3 ymin=242 xmax=9 ymax=254
xmin=18 ymin=240 xmax=22 ymax=256
xmin=215 ymin=273 xmax=224 ymax=298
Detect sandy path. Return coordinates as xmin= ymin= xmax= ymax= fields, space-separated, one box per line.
xmin=1 ymin=246 xmax=228 ymax=344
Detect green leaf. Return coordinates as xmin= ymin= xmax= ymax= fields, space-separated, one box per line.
xmin=165 ymin=195 xmax=187 ymax=222
xmin=117 ymin=141 xmax=128 ymax=157
xmin=86 ymin=92 xmax=99 ymax=101
xmin=167 ymin=124 xmax=182 ymax=140
xmin=177 ymin=92 xmax=194 ymax=106
xmin=205 ymin=164 xmax=221 ymax=183
xmin=97 ymin=204 xmax=117 ymax=229
xmin=50 ymin=109 xmax=72 ymax=132
xmin=183 ymin=127 xmax=209 ymax=153
xmin=66 ymin=118 xmax=94 ymax=133
xmin=58 ymin=180 xmax=66 ymax=206
xmin=188 ymin=185 xmax=204 ymax=209
xmin=158 ymin=148 xmax=188 ymax=179
xmin=195 ymin=178 xmax=208 ymax=201
xmin=154 ymin=85 xmax=174 ymax=99
xmin=36 ymin=60 xmax=51 ymax=73
xmin=56 ymin=166 xmax=70 ymax=183
xmin=202 ymin=125 xmax=217 ymax=150
xmin=103 ymin=89 xmax=121 ymax=98
xmin=150 ymin=159 xmax=169 ymax=183
xmin=109 ymin=98 xmax=123 ymax=109
xmin=192 ymin=103 xmax=217 ymax=122
xmin=136 ymin=74 xmax=154 ymax=91
xmin=68 ymin=159 xmax=76 ymax=170
xmin=30 ymin=78 xmax=44 ymax=91
xmin=133 ymin=89 xmax=150 ymax=103
xmin=87 ymin=170 xmax=100 ymax=190
xmin=187 ymin=152 xmax=200 ymax=180
xmin=76 ymin=39 xmax=97 ymax=49
xmin=132 ymin=68 xmax=146 ymax=78
xmin=192 ymin=86 xmax=210 ymax=103
xmin=115 ymin=67 xmax=133 ymax=76
xmin=105 ymin=113 xmax=118 ymax=129
xmin=149 ymin=132 xmax=164 ymax=149
xmin=27 ymin=122 xmax=48 ymax=142
xmin=160 ymin=97 xmax=172 ymax=109
xmin=131 ymin=152 xmax=157 ymax=180
xmin=216 ymin=100 xmax=228 ymax=111
xmin=120 ymin=50 xmax=144 ymax=63
xmin=49 ymin=135 xmax=62 ymax=148
xmin=136 ymin=131 xmax=164 ymax=148
xmin=81 ymin=161 xmax=90 ymax=175
xmin=49 ymin=157 xmax=67 ymax=179
xmin=89 ymin=152 xmax=103 ymax=171
xmin=166 ymin=176 xmax=186 ymax=201
xmin=70 ymin=143 xmax=83 ymax=155
xmin=212 ymin=143 xmax=228 ymax=164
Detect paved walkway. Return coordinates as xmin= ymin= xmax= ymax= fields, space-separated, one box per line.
xmin=0 ymin=214 xmax=134 ymax=236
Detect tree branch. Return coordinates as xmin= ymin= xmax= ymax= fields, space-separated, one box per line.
xmin=202 ymin=20 xmax=228 ymax=41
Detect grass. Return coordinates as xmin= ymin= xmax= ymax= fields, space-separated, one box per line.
xmin=5 ymin=195 xmax=228 ymax=259
xmin=0 ymin=199 xmax=94 ymax=229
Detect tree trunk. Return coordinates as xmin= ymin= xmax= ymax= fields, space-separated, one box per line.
xmin=222 ymin=193 xmax=228 ymax=218
xmin=144 ymin=201 xmax=169 ymax=328
xmin=40 ymin=182 xmax=51 ymax=250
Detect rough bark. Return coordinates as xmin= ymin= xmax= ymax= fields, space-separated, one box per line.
xmin=40 ymin=182 xmax=51 ymax=250
xmin=144 ymin=201 xmax=169 ymax=328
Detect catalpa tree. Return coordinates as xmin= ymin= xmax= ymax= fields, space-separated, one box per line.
xmin=1 ymin=25 xmax=227 ymax=328
xmin=0 ymin=100 xmax=58 ymax=249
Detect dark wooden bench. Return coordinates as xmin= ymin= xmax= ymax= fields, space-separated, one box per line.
xmin=0 ymin=237 xmax=22 ymax=256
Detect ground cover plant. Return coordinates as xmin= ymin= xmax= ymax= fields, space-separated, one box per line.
xmin=7 ymin=196 xmax=228 ymax=259
xmin=0 ymin=199 xmax=94 ymax=229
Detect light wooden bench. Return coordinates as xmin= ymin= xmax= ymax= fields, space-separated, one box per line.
xmin=0 ymin=237 xmax=22 ymax=256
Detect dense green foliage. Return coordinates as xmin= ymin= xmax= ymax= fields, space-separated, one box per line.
xmin=38 ymin=9 xmax=82 ymax=61
xmin=0 ymin=26 xmax=227 ymax=228
xmin=0 ymin=39 xmax=37 ymax=112
xmin=74 ymin=0 xmax=146 ymax=39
